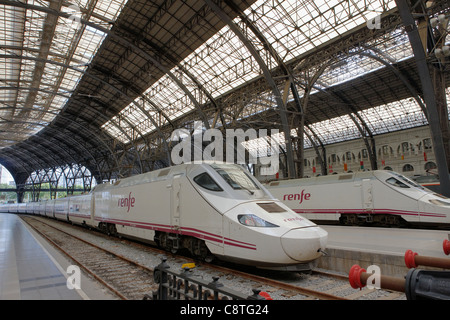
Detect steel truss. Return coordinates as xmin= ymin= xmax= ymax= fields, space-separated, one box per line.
xmin=20 ymin=163 xmax=93 ymax=202
xmin=0 ymin=0 xmax=448 ymax=194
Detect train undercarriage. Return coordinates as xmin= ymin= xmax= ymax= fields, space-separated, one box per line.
xmin=96 ymin=222 xmax=215 ymax=262
xmin=338 ymin=213 xmax=407 ymax=227
xmin=154 ymin=231 xmax=215 ymax=263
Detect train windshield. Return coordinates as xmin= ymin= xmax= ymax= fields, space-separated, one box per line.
xmin=193 ymin=172 xmax=223 ymax=191
xmin=386 ymin=172 xmax=425 ymax=190
xmin=386 ymin=177 xmax=409 ymax=188
xmin=210 ymin=164 xmax=260 ymax=194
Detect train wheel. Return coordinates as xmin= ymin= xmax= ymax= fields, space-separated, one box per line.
xmin=98 ymin=222 xmax=107 ymax=233
xmin=385 ymin=215 xmax=401 ymax=227
xmin=373 ymin=214 xmax=403 ymax=227
xmin=107 ymin=223 xmax=118 ymax=236
xmin=189 ymin=238 xmax=214 ymax=263
xmin=157 ymin=232 xmax=168 ymax=250
xmin=155 ymin=232 xmax=178 ymax=254
xmin=340 ymin=214 xmax=358 ymax=226
xmin=98 ymin=222 xmax=118 ymax=236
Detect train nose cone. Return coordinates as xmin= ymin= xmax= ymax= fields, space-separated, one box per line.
xmin=280 ymin=227 xmax=328 ymax=262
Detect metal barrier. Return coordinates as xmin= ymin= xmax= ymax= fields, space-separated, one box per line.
xmin=144 ymin=257 xmax=267 ymax=300
xmin=349 ymin=243 xmax=450 ymax=300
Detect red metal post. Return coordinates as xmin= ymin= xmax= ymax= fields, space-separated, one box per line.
xmin=404 ymin=250 xmax=450 ymax=269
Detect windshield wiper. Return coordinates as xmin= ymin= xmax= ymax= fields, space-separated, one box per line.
xmin=240 ymin=185 xmax=254 ymax=195
xmin=222 ymin=174 xmax=254 ymax=195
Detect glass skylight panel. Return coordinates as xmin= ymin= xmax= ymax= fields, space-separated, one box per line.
xmin=148 ymin=73 xmax=196 ymax=119
xmin=0 ymin=5 xmax=24 ymax=116
xmin=181 ymin=24 xmax=268 ymax=99
xmin=103 ymin=21 xmax=272 ymax=143
xmin=319 ymin=54 xmax=384 ymax=88
xmin=99 ymin=0 xmax=442 ymax=153
xmin=103 ymin=68 xmax=201 ymax=143
xmin=367 ymin=29 xmax=413 ymax=62
xmin=316 ymin=30 xmax=413 ymax=89
xmin=0 ymin=0 xmax=126 ymax=148
xmin=359 ymin=98 xmax=428 ymax=135
xmin=102 ymin=121 xmax=125 ymax=143
xmin=92 ymin=0 xmax=127 ymax=23
xmin=246 ymin=0 xmax=397 ymax=63
xmin=308 ymin=114 xmax=362 ymax=145
xmin=102 ymin=0 xmax=405 ymax=145
xmin=303 ymin=96 xmax=430 ymax=150
xmin=447 ymin=87 xmax=450 ymax=119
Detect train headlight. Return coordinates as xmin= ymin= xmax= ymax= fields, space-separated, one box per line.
xmin=237 ymin=214 xmax=279 ymax=227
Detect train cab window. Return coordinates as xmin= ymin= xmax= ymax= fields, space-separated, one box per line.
xmin=386 ymin=177 xmax=409 ymax=188
xmin=211 ymin=164 xmax=260 ymax=193
xmin=193 ymin=172 xmax=223 ymax=191
xmin=389 ymin=172 xmax=424 ymax=190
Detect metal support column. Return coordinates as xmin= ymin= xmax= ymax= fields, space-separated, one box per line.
xmin=395 ymin=0 xmax=450 ymax=197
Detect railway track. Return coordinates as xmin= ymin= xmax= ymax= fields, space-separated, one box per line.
xmin=21 ymin=216 xmax=157 ymax=300
xmin=203 ymin=263 xmax=405 ymax=300
xmin=20 ymin=215 xmax=405 ymax=300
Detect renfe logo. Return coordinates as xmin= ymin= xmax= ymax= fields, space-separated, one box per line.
xmin=118 ymin=192 xmax=135 ymax=212
xmin=283 ymin=189 xmax=311 ymax=205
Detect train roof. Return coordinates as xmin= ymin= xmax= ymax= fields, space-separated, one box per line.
xmin=91 ymin=162 xmax=240 ymax=191
xmin=92 ymin=164 xmax=190 ymax=192
xmin=266 ymin=170 xmax=380 ymax=188
xmin=91 ymin=162 xmax=252 ymax=192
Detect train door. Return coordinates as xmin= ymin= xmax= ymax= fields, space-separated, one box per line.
xmin=90 ymin=193 xmax=95 ymax=224
xmin=362 ymin=179 xmax=374 ymax=213
xmin=170 ymin=174 xmax=182 ymax=228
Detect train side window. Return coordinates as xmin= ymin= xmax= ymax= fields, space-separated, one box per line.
xmin=386 ymin=177 xmax=410 ymax=188
xmin=193 ymin=172 xmax=223 ymax=191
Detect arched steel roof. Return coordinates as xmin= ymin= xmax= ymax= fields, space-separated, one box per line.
xmin=0 ymin=0 xmax=448 ymax=187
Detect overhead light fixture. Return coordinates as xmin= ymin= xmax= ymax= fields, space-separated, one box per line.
xmin=430 ymin=14 xmax=449 ymax=28
xmin=430 ymin=17 xmax=439 ymax=28
xmin=435 ymin=48 xmax=444 ymax=59
xmin=437 ymin=14 xmax=447 ymax=24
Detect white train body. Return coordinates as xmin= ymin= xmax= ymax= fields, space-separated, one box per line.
xmin=45 ymin=200 xmax=55 ymax=218
xmin=2 ymin=163 xmax=328 ymax=271
xmin=266 ymin=170 xmax=450 ymax=227
xmin=68 ymin=195 xmax=92 ymax=226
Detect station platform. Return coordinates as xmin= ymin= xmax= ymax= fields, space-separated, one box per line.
xmin=0 ymin=212 xmax=116 ymax=300
xmin=317 ymin=225 xmax=450 ymax=277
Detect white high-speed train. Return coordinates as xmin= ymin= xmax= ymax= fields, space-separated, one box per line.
xmin=265 ymin=170 xmax=450 ymax=228
xmin=3 ymin=163 xmax=328 ymax=271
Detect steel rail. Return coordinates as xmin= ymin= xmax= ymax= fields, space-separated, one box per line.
xmin=21 ymin=216 xmax=156 ymax=300
xmin=21 ymin=215 xmax=367 ymax=300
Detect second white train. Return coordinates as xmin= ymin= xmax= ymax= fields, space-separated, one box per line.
xmin=266 ymin=170 xmax=450 ymax=228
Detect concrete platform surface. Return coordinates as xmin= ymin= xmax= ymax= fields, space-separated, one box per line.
xmin=323 ymin=225 xmax=450 ymax=257
xmin=318 ymin=225 xmax=450 ymax=277
xmin=0 ymin=213 xmax=116 ymax=300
